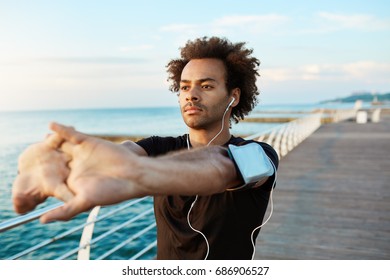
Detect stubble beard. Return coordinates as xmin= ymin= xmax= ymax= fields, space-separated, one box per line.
xmin=183 ymin=106 xmax=226 ymax=131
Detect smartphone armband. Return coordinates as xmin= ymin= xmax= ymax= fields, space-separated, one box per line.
xmin=227 ymin=143 xmax=274 ymax=191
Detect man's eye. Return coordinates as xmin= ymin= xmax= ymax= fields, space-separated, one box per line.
xmin=180 ymin=86 xmax=189 ymax=91
xmin=202 ymin=85 xmax=212 ymax=89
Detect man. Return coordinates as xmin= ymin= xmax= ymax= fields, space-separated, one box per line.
xmin=12 ymin=37 xmax=279 ymax=260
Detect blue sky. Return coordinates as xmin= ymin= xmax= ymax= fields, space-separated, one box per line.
xmin=0 ymin=0 xmax=389 ymax=111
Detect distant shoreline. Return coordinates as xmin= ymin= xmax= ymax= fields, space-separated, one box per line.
xmin=93 ymin=106 xmax=390 ymax=143
xmin=91 ymin=134 xmax=147 ymax=143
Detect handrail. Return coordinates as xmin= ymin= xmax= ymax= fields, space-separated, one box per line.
xmin=5 ymin=197 xmax=152 ymax=260
xmin=246 ymin=112 xmax=322 ymax=158
xmin=97 ymin=223 xmax=157 ymax=260
xmin=0 ymin=202 xmax=63 ymax=233
xmin=56 ymin=207 xmax=155 ymax=260
xmin=130 ymin=240 xmax=158 ymax=260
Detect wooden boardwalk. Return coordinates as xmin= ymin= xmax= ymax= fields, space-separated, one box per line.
xmin=254 ymin=114 xmax=390 ymax=260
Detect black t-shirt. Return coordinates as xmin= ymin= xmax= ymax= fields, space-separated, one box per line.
xmin=137 ymin=135 xmax=279 ymax=260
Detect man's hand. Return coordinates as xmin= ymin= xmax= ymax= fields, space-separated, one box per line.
xmin=39 ymin=122 xmax=146 ymax=223
xmin=12 ymin=134 xmax=73 ymax=215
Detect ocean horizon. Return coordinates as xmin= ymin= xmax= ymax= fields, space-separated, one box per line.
xmin=0 ymin=102 xmax=361 ymax=260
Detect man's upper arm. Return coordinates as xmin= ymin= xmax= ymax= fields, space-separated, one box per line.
xmin=227 ymin=141 xmax=279 ymax=192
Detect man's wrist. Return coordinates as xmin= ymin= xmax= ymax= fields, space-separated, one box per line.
xmin=117 ymin=152 xmax=150 ymax=198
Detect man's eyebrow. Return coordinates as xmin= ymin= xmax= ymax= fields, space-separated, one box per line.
xmin=180 ymin=78 xmax=217 ymax=83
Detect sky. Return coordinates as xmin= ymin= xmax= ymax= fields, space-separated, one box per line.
xmin=0 ymin=0 xmax=389 ymax=111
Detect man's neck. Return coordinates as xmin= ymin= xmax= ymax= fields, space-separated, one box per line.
xmin=188 ymin=128 xmax=232 ymax=148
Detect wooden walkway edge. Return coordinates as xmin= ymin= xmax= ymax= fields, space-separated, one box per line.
xmin=254 ymin=114 xmax=390 ymax=260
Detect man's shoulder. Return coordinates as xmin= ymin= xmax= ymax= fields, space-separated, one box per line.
xmin=140 ymin=135 xmax=185 ymax=142
xmin=229 ymin=135 xmax=271 ymax=148
xmin=136 ymin=135 xmax=187 ymax=156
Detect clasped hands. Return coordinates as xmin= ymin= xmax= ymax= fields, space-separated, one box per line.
xmin=12 ymin=122 xmax=143 ymax=223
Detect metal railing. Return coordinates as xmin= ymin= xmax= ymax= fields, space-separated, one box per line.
xmin=0 ymin=112 xmax=325 ymax=260
xmin=1 ymin=197 xmax=156 ymax=260
xmin=328 ymin=108 xmax=357 ymax=123
xmin=246 ymin=112 xmax=323 ymax=158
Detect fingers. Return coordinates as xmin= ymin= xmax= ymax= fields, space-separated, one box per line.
xmin=13 ymin=175 xmax=74 ymax=214
xmin=51 ymin=182 xmax=74 ymax=203
xmin=49 ymin=122 xmax=86 ymax=145
xmin=44 ymin=126 xmax=74 ymax=161
xmin=60 ymin=141 xmax=76 ymax=157
xmin=12 ymin=176 xmax=47 ymax=214
xmin=40 ymin=197 xmax=90 ymax=223
xmin=45 ymin=133 xmax=64 ymax=150
xmin=13 ymin=192 xmax=45 ymax=214
xmin=60 ymin=149 xmax=72 ymax=163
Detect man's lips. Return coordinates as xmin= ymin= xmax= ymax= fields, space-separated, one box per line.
xmin=184 ymin=105 xmax=203 ymax=114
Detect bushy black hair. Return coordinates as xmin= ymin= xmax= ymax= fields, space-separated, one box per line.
xmin=166 ymin=36 xmax=260 ymax=123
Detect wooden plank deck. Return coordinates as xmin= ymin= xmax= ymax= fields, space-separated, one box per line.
xmin=254 ymin=114 xmax=390 ymax=260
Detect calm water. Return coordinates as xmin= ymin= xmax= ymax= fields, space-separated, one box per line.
xmin=0 ymin=103 xmax=358 ymax=259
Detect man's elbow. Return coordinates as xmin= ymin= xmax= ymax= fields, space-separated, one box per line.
xmin=120 ymin=140 xmax=148 ymax=156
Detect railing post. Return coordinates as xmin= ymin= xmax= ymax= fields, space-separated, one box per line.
xmin=77 ymin=206 xmax=101 ymax=260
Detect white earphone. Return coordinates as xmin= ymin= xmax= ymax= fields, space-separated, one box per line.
xmin=225 ymin=97 xmax=235 ymax=112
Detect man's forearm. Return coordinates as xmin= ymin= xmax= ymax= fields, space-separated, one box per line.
xmin=127 ymin=146 xmax=241 ymax=196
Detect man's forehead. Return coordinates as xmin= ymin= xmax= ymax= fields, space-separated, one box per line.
xmin=181 ymin=58 xmax=226 ymax=81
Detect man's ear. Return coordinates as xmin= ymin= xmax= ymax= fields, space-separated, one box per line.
xmin=231 ymin=88 xmax=241 ymax=107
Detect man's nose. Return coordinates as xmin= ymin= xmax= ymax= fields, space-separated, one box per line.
xmin=185 ymin=87 xmax=200 ymax=102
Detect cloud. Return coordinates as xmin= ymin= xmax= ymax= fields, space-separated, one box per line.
xmin=160 ymin=23 xmax=199 ymax=33
xmin=119 ymin=44 xmax=155 ymax=53
xmin=212 ymin=14 xmax=289 ymax=27
xmin=38 ymin=56 xmax=148 ymax=64
xmin=262 ymin=68 xmax=295 ymax=82
xmin=160 ymin=14 xmax=289 ymax=36
xmin=0 ymin=57 xmax=166 ymax=98
xmin=316 ymin=12 xmax=390 ymax=32
xmin=160 ymin=12 xmax=389 ymax=36
xmin=262 ymin=61 xmax=390 ymax=83
xmin=341 ymin=61 xmax=390 ymax=80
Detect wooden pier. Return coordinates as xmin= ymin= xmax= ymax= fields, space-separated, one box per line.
xmin=254 ymin=114 xmax=390 ymax=259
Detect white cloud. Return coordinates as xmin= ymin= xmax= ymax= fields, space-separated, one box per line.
xmin=262 ymin=68 xmax=296 ymax=82
xmin=160 ymin=14 xmax=289 ymax=36
xmin=317 ymin=12 xmax=390 ymax=32
xmin=160 ymin=24 xmax=199 ymax=33
xmin=38 ymin=57 xmax=148 ymax=64
xmin=262 ymin=61 xmax=390 ymax=83
xmin=213 ymin=14 xmax=289 ymax=27
xmin=341 ymin=61 xmax=390 ymax=80
xmin=119 ymin=44 xmax=155 ymax=53
xmin=0 ymin=62 xmax=166 ymax=110
xmin=0 ymin=58 xmax=167 ymax=110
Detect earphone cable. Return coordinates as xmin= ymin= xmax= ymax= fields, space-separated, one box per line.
xmin=185 ymin=105 xmax=229 ymax=260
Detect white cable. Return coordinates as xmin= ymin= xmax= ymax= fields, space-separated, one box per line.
xmin=186 ymin=194 xmax=210 ymax=259
xmin=250 ymin=157 xmax=277 ymax=260
xmin=185 ymin=105 xmax=229 ymax=260
xmin=206 ymin=105 xmax=229 ymax=147
xmin=186 ymin=135 xmax=211 ymax=259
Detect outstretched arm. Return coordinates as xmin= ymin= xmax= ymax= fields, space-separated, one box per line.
xmin=35 ymin=123 xmax=241 ymax=223
xmin=136 ymin=145 xmax=241 ymax=195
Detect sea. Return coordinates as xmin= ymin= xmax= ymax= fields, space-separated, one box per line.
xmin=0 ymin=103 xmax=361 ymax=260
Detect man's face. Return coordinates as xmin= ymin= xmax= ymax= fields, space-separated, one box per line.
xmin=179 ymin=58 xmax=231 ymax=130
